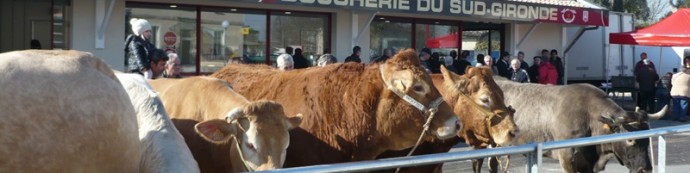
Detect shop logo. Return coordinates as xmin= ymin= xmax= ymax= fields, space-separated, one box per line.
xmin=561 ymin=9 xmax=576 ymax=23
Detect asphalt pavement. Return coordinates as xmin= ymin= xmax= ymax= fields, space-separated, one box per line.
xmin=440 ymin=119 xmax=690 ymax=173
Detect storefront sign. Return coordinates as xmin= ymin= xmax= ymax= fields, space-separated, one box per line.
xmin=249 ymin=0 xmax=608 ymax=26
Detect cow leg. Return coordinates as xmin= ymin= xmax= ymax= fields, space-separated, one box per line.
xmin=556 ymin=149 xmax=576 ymax=173
xmin=488 ymin=156 xmax=498 ymax=173
xmin=472 ymin=158 xmax=484 ymax=173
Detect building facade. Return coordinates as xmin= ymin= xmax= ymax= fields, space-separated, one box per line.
xmin=0 ymin=0 xmax=608 ymax=76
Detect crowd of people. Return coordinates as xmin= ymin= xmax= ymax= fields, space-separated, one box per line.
xmin=405 ymin=47 xmax=566 ymax=85
xmin=124 ymin=18 xmax=689 ymax=122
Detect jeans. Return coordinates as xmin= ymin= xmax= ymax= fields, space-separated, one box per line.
xmin=672 ymin=97 xmax=688 ymax=121
xmin=638 ymin=90 xmax=656 ymax=112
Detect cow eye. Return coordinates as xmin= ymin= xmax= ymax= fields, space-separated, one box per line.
xmin=626 ymin=140 xmax=635 ymax=146
xmin=245 ymin=142 xmax=256 ymax=151
xmin=413 ymin=85 xmax=424 ymax=92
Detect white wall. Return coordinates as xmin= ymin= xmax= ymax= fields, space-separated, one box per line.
xmin=71 ymin=0 xmax=126 ymax=71
xmin=513 ymin=23 xmax=564 ymax=65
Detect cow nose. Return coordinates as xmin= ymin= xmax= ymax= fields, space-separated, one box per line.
xmin=455 ymin=120 xmax=463 ymax=130
xmin=509 ymin=128 xmax=520 ymax=137
xmin=637 ymin=167 xmax=651 ymax=173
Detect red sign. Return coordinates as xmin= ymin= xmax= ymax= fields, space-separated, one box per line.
xmin=536 ymin=7 xmax=609 ymax=26
xmin=163 ymin=32 xmax=177 ymax=46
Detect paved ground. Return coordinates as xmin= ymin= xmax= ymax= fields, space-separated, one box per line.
xmin=441 ymin=94 xmax=690 ymax=173
xmin=441 ymin=120 xmax=690 ymax=173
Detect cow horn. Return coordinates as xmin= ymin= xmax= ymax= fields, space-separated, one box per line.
xmin=647 ymin=105 xmax=668 ymax=120
xmin=225 ymin=107 xmax=245 ymax=122
xmin=635 ymin=106 xmax=641 ymax=112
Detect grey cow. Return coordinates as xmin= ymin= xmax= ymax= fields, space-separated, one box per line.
xmin=496 ymin=77 xmax=665 ymax=173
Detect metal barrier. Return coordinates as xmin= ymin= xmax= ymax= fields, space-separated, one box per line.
xmin=256 ymin=124 xmax=690 ymax=173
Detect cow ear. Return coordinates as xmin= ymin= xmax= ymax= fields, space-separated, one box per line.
xmin=381 ymin=64 xmax=414 ymax=93
xmin=441 ymin=65 xmax=461 ymax=83
xmin=195 ymin=119 xmax=235 ymax=144
xmin=285 ymin=113 xmax=303 ymax=130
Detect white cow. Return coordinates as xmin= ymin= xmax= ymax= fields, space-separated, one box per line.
xmin=115 ymin=72 xmax=200 ymax=173
xmin=0 ymin=50 xmax=141 ymax=173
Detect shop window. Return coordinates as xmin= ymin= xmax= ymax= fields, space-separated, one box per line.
xmin=415 ymin=22 xmax=459 ymax=57
xmin=270 ymin=11 xmax=329 ymax=66
xmin=370 ymin=18 xmax=412 ymax=61
xmin=126 ymin=5 xmax=197 ymax=73
xmin=52 ymin=0 xmax=71 ymax=50
xmin=201 ymin=9 xmax=267 ymax=72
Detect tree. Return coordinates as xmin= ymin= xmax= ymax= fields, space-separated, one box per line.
xmin=669 ymin=0 xmax=690 ymax=8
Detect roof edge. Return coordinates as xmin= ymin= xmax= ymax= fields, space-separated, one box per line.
xmin=577 ymin=0 xmax=608 ymax=10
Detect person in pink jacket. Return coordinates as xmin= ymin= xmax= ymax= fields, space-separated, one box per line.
xmin=538 ymin=57 xmax=558 ymax=85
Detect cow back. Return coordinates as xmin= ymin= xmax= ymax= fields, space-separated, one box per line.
xmin=0 ymin=50 xmax=140 ymax=173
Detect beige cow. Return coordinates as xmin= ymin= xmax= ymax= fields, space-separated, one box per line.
xmin=0 ymin=50 xmax=141 ymax=173
xmin=150 ymin=77 xmax=302 ymax=172
xmin=114 ymin=72 xmax=200 ymax=173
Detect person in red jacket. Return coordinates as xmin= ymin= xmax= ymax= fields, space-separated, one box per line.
xmin=538 ymin=56 xmax=558 ymax=85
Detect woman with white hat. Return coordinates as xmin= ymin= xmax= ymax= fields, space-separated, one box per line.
xmin=125 ymin=18 xmax=157 ymax=79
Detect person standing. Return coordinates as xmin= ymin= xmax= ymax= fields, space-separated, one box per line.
xmin=496 ymin=52 xmax=512 ymax=79
xmin=453 ymin=50 xmax=472 ymax=75
xmin=372 ymin=48 xmax=392 ymax=64
xmin=162 ymin=52 xmax=182 ymax=78
xmin=292 ymin=48 xmax=310 ymax=69
xmin=276 ymin=52 xmax=294 ymax=71
xmin=125 ymin=18 xmax=156 ymax=78
xmin=517 ymin=51 xmax=529 ymax=70
xmin=670 ymin=56 xmax=690 ymax=122
xmin=419 ymin=48 xmax=432 ymax=73
xmin=528 ymin=56 xmax=541 ymax=83
xmin=509 ymin=59 xmax=530 ymax=83
xmin=634 ymin=52 xmax=659 ymax=112
xmin=149 ymin=49 xmax=169 ymax=79
xmin=344 ymin=46 xmax=362 ymax=63
xmin=481 ymin=55 xmax=499 ymax=75
xmin=550 ymin=49 xmax=564 ymax=85
xmin=475 ymin=54 xmax=486 ymax=67
xmin=538 ymin=56 xmax=558 ymax=85
xmin=656 ymin=72 xmax=672 ymax=118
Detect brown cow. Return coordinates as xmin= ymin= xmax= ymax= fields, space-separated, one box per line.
xmin=211 ymin=49 xmax=460 ymax=167
xmin=150 ymin=77 xmax=302 ymax=172
xmin=376 ymin=66 xmax=518 ymax=173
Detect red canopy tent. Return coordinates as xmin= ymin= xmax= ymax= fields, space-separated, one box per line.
xmin=426 ymin=32 xmax=459 ymax=49
xmin=610 ymin=8 xmax=690 ymax=46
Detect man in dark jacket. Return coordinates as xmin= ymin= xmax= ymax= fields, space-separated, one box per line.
xmin=528 ymin=56 xmax=541 ymax=83
xmin=496 ymin=52 xmax=512 ymax=79
xmin=453 ymin=50 xmax=472 ymax=75
xmin=344 ymin=46 xmax=362 ymax=63
xmin=634 ymin=52 xmax=660 ymax=112
xmin=292 ymin=48 xmax=310 ymax=69
xmin=550 ymin=49 xmax=565 ymax=85
xmin=509 ymin=59 xmax=530 ymax=83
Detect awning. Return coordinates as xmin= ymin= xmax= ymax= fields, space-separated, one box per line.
xmin=609 ymin=8 xmax=690 ymax=46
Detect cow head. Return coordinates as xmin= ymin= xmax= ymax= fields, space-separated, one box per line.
xmin=377 ymin=48 xmax=459 ymax=149
xmin=194 ymin=101 xmax=302 ymax=171
xmin=438 ymin=66 xmax=519 ymax=147
xmin=599 ymin=105 xmax=667 ymax=173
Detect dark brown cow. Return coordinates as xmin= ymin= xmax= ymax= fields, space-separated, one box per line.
xmin=211 ymin=49 xmax=459 ymax=167
xmin=376 ymin=66 xmax=518 ymax=173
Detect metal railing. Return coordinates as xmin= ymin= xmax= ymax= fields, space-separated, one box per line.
xmin=256 ymin=124 xmax=690 ymax=173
